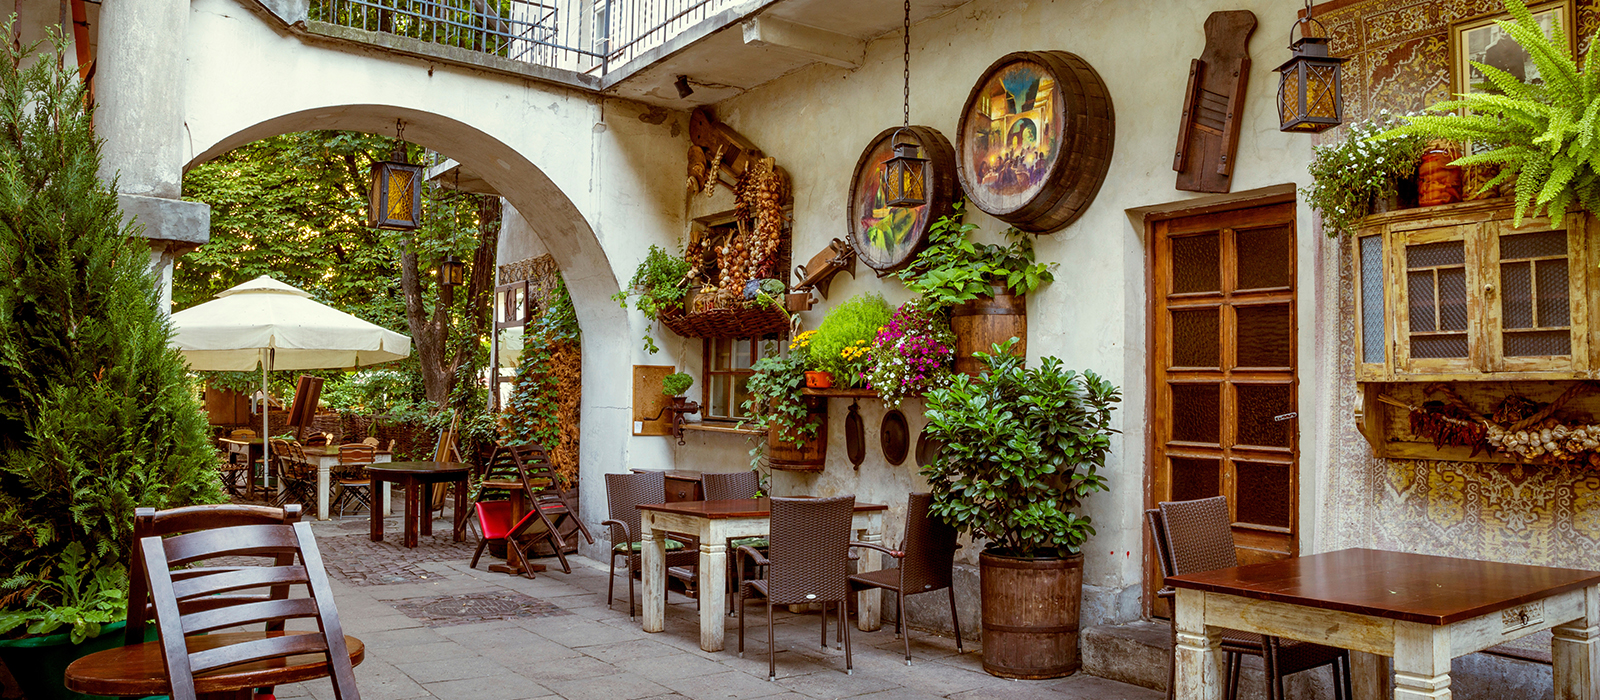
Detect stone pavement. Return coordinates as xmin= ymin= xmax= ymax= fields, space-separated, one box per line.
xmin=275 ymin=513 xmax=1163 ymax=700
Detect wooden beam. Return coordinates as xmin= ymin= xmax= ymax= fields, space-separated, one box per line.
xmin=740 ymin=15 xmax=863 ymax=69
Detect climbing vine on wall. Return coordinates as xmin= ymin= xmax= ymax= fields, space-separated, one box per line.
xmin=499 ymin=279 xmax=581 ymax=483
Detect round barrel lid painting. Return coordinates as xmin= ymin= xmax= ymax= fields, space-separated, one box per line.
xmin=961 ymin=58 xmax=1063 ymax=212
xmin=848 ymin=125 xmax=956 ymax=275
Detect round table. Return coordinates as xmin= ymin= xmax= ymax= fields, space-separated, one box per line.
xmin=65 ymin=631 xmax=364 ymax=700
xmin=368 ymin=461 xmax=471 ymax=548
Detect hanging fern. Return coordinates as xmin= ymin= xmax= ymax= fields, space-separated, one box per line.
xmin=1371 ymin=0 xmax=1600 ymax=227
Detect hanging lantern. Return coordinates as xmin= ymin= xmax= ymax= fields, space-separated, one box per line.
xmin=880 ymin=129 xmax=930 ymax=208
xmin=1274 ymin=6 xmax=1346 ymax=134
xmin=439 ymin=255 xmax=465 ymax=287
xmin=368 ymin=124 xmax=423 ymax=230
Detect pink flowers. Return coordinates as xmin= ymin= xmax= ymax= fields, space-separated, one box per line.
xmin=865 ymin=301 xmax=955 ymax=408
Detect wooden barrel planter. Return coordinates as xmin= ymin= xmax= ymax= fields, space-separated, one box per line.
xmin=979 ymin=551 xmax=1084 ymax=679
xmin=950 ymin=282 xmax=1026 ymax=376
xmin=768 ymin=396 xmax=827 ymax=472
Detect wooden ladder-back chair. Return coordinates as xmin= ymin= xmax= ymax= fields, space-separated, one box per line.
xmin=848 ymin=492 xmax=963 ymax=665
xmin=702 ymin=471 xmax=764 ymax=615
xmin=333 ymin=443 xmax=376 ymax=517
xmin=504 ymin=443 xmax=593 ymax=575
xmin=602 ymin=472 xmax=699 ymax=618
xmin=468 ymin=443 xmax=523 ymax=570
xmin=1152 ymin=498 xmax=1351 ymax=700
xmin=738 ymin=495 xmax=856 ymax=682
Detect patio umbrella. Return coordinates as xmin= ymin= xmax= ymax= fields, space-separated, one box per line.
xmin=169 ymin=275 xmax=412 ymax=471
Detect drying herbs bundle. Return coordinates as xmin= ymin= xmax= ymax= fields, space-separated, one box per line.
xmin=1383 ymin=382 xmax=1600 ymax=467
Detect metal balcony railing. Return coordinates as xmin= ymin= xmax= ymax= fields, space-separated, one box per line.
xmin=311 ymin=0 xmax=744 ymax=77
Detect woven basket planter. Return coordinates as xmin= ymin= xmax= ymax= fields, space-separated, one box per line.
xmin=661 ymin=305 xmax=789 ymax=339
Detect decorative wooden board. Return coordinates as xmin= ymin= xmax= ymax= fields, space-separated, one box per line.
xmin=956 ymin=51 xmax=1115 ymax=233
xmin=1174 ymin=10 xmax=1255 ymax=193
xmin=845 ymin=401 xmax=866 ymax=468
xmin=881 ymin=409 xmax=909 ymax=465
xmin=848 ymin=126 xmax=958 ymax=275
xmin=633 ymin=365 xmax=675 ymax=436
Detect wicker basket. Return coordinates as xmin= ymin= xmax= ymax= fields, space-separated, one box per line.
xmin=662 ymin=304 xmax=789 ymax=339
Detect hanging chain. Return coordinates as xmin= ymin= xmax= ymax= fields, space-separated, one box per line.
xmin=394 ymin=119 xmax=407 ymax=161
xmin=902 ymin=0 xmax=911 ymax=128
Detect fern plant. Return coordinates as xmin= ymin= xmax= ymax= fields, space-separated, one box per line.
xmin=1371 ymin=0 xmax=1600 ymax=227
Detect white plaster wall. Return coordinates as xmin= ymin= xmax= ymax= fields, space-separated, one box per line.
xmin=706 ymin=0 xmax=1324 ymax=627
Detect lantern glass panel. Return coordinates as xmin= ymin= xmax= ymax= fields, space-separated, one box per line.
xmin=881 ymin=150 xmax=928 ymax=208
xmin=1306 ymin=63 xmax=1339 ymax=121
xmin=387 ymin=167 xmax=415 ymax=223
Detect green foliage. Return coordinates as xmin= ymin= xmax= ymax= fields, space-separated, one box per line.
xmin=896 ymin=200 xmax=1055 ymax=310
xmin=1370 ymin=0 xmax=1600 ymax=227
xmin=0 ymin=24 xmax=222 ymax=637
xmin=1303 ymin=113 xmax=1428 ymax=237
xmin=0 ymin=543 xmax=125 ymax=644
xmin=808 ymin=293 xmax=892 ymax=387
xmin=740 ymin=349 xmax=816 ymax=469
xmin=612 ymin=245 xmax=691 ymax=354
xmin=320 ymin=370 xmax=418 ymax=414
xmin=498 ymin=282 xmax=578 ymax=452
xmin=661 ymin=372 xmax=693 ymax=397
xmin=920 ymin=340 xmax=1120 ymax=558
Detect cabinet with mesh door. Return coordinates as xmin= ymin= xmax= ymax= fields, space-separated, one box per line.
xmin=1352 ymin=198 xmax=1592 ymax=382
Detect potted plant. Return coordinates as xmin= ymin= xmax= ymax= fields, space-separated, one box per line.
xmin=1372 ymin=0 xmax=1600 ymax=228
xmin=920 ymin=340 xmax=1120 ymax=679
xmin=864 ymin=299 xmax=955 ymax=408
xmin=612 ymin=244 xmax=692 ymax=354
xmin=741 ymin=350 xmax=826 ymax=471
xmin=806 ymin=293 xmax=892 ymax=388
xmin=0 ymin=27 xmax=222 ymax=699
xmin=1303 ymin=111 xmax=1427 ymax=237
xmin=789 ymin=331 xmax=832 ymax=388
xmin=661 ymin=371 xmax=694 ymax=401
xmin=897 ymin=200 xmax=1054 ymax=376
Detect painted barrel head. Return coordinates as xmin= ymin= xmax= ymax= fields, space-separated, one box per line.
xmin=848 ymin=126 xmax=958 ymax=275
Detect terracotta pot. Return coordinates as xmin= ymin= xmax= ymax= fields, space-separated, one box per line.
xmin=804 ymin=371 xmax=834 ymax=389
xmin=1418 ymin=143 xmax=1463 ymax=207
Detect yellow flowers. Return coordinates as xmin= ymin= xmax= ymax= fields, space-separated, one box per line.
xmin=840 ymin=341 xmax=870 ymax=361
xmin=790 ymin=330 xmax=817 ymax=350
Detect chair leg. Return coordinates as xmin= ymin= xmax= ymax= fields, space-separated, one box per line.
xmin=627 ymin=558 xmax=637 ymax=619
xmin=1264 ymin=640 xmax=1283 ymax=700
xmin=767 ymin=600 xmax=776 ymax=682
xmin=607 ymin=553 xmax=617 ymax=608
xmin=470 ymin=538 xmax=488 ymax=569
xmin=899 ymin=591 xmax=910 ymax=665
xmin=947 ymin=586 xmax=963 ymax=654
xmin=1224 ymin=652 xmax=1240 ymax=700
xmin=1330 ymin=655 xmax=1345 ymax=700
xmin=737 ymin=587 xmax=747 ymax=658
xmin=841 ymin=596 xmax=852 ymax=676
xmin=820 ymin=601 xmax=829 ymax=649
xmin=1166 ymin=620 xmax=1178 ymax=700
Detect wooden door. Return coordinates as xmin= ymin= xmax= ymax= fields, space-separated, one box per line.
xmin=1148 ymin=202 xmax=1298 ymax=617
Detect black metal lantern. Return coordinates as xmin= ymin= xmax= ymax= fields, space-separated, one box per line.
xmin=368 ymin=124 xmax=423 ymax=230
xmin=439 ymin=255 xmax=465 ymax=287
xmin=880 ymin=129 xmax=929 ymax=208
xmin=1274 ymin=8 xmax=1347 ymax=134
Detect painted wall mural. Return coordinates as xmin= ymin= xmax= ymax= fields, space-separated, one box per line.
xmin=962 ymin=60 xmax=1063 ymax=208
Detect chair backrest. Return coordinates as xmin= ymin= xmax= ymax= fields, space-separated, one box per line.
xmin=1157 ymin=496 xmax=1237 ymax=577
xmin=361 ymin=437 xmax=380 ymax=447
xmin=1145 ymin=508 xmax=1177 ymax=582
xmin=767 ymin=496 xmax=855 ymax=605
xmin=229 ymin=428 xmax=256 ymax=439
xmin=506 ymin=443 xmax=564 ymax=502
xmin=304 ymin=432 xmax=331 ymax=447
xmin=338 ymin=443 xmax=375 ymax=465
xmin=126 ymin=504 xmax=303 ymax=646
xmin=139 ymin=516 xmax=357 ymax=700
xmin=898 ymin=492 xmax=958 ymax=593
xmin=702 ymin=471 xmax=760 ymax=500
xmin=604 ymin=471 xmax=665 ymax=544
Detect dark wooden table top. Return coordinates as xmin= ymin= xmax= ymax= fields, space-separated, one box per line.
xmin=1168 ymin=547 xmax=1600 ymax=625
xmin=639 ymin=497 xmax=888 ymax=519
xmin=65 ymin=631 xmax=364 ymax=695
xmin=367 ymin=461 xmax=472 ymax=477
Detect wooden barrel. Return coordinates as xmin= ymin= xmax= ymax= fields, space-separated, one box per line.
xmin=956 ymin=51 xmax=1115 ymax=234
xmin=768 ymin=397 xmax=827 ymax=471
xmin=847 ymin=125 xmax=959 ymax=274
xmin=950 ymin=283 xmax=1026 ymax=376
xmin=979 ymin=551 xmax=1083 ymax=679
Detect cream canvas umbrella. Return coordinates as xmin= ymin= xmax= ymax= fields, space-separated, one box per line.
xmin=170 ymin=275 xmax=412 ymax=473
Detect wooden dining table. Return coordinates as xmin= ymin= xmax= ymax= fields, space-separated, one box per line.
xmin=65 ymin=631 xmax=364 ymax=700
xmin=368 ymin=461 xmax=470 ymax=548
xmin=1168 ymin=548 xmax=1600 ymax=700
xmin=302 ymin=445 xmax=392 ymax=520
xmin=638 ymin=497 xmax=888 ymax=652
xmin=216 ymin=437 xmax=265 ymax=500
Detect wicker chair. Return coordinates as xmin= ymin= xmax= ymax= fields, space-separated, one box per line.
xmin=602 ymin=472 xmax=699 ymax=618
xmin=1151 ymin=497 xmax=1350 ymax=700
xmin=847 ymin=492 xmax=962 ymax=665
xmin=332 ymin=443 xmax=374 ymax=518
xmin=702 ymin=471 xmax=764 ymax=615
xmin=738 ymin=495 xmax=856 ymax=681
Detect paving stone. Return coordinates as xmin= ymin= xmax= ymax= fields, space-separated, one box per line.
xmin=369 ymin=640 xmax=479 ymax=665
xmin=657 ymin=670 xmax=793 ymax=700
xmin=508 ymin=653 xmax=619 ymax=683
xmin=614 ymin=651 xmax=733 ymax=681
xmin=579 ymin=638 xmax=684 ymax=664
xmin=393 ymin=590 xmax=571 ymax=628
xmin=541 ymin=671 xmax=670 ymax=700
xmin=422 ymin=675 xmax=555 ymax=700
xmin=522 ymin=615 xmax=648 ymax=648
xmin=400 ymin=655 xmax=514 ymax=684
xmin=1007 ymin=674 xmax=1166 ymax=700
xmin=773 ymin=669 xmax=901 ymax=698
xmin=355 ymin=626 xmax=449 ymax=649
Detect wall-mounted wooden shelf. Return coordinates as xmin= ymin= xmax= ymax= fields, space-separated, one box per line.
xmin=680 ymin=423 xmax=764 ymax=436
xmin=800 ymin=387 xmax=880 ymax=398
xmin=1356 ymin=380 xmax=1600 ymax=465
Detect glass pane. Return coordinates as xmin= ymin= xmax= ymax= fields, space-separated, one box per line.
xmin=1536 ymin=259 xmax=1570 ymax=327
xmin=733 ymin=339 xmax=755 ymax=369
xmin=1171 ymin=308 xmax=1219 ymax=368
xmin=711 ymin=338 xmax=733 ymax=370
xmin=1413 ymin=334 xmax=1469 ymax=358
xmin=1438 ymin=268 xmax=1468 ymax=332
xmin=1170 ymin=384 xmax=1221 ymax=444
xmin=1360 ymin=235 xmax=1385 ymax=364
xmin=1236 ymin=304 xmax=1292 ymax=368
xmin=1505 ymin=330 xmax=1572 ymax=357
xmin=733 ymin=375 xmax=752 ymax=418
xmin=1236 ymin=384 xmax=1293 ymax=448
xmin=1501 ymin=230 xmax=1566 ymax=260
xmin=1408 ymin=270 xmax=1436 ymax=332
xmin=1235 ymin=461 xmax=1292 ymax=528
xmin=1235 ymin=225 xmax=1293 ymax=290
xmin=1170 ymin=458 xmax=1220 ymax=503
xmin=1171 ymin=233 xmax=1220 ymax=294
xmin=1407 ymin=241 xmax=1464 ymax=268
xmin=1502 ymin=261 xmax=1533 ymax=329
xmin=710 ymin=374 xmax=731 ymax=417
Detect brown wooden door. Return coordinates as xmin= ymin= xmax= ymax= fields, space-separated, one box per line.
xmin=1148 ymin=202 xmax=1298 ymax=617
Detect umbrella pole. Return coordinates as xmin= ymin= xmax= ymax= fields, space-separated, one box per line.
xmin=261 ymin=348 xmax=271 ymax=500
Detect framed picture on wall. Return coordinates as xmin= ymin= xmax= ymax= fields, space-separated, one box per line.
xmin=1450 ymin=0 xmax=1576 ymax=145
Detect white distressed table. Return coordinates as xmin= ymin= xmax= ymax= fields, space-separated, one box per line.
xmin=302 ymin=446 xmax=392 ymax=520
xmin=638 ymin=497 xmax=887 ymax=652
xmin=1169 ymin=548 xmax=1600 ymax=700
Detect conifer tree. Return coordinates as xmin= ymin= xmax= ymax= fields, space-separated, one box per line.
xmin=0 ymin=22 xmax=221 ymax=636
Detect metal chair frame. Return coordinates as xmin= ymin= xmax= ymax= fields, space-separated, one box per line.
xmin=847 ymin=492 xmax=963 ymax=665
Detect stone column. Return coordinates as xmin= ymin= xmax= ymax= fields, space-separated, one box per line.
xmin=94 ymin=0 xmax=210 ymax=310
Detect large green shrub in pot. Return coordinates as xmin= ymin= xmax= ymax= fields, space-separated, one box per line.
xmin=919 ymin=340 xmax=1120 ymax=559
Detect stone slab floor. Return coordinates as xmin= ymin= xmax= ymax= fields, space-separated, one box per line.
xmin=266 ymin=513 xmax=1163 ymax=700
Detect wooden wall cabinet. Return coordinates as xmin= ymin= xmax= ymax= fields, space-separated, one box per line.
xmin=1353 ymin=199 xmax=1593 ymax=383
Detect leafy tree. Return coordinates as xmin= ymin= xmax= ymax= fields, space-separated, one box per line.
xmin=0 ymin=23 xmax=221 ymax=641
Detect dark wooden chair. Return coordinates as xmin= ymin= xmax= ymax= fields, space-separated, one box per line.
xmin=333 ymin=443 xmax=375 ymax=518
xmin=848 ymin=492 xmax=962 ymax=665
xmin=132 ymin=504 xmax=360 ymax=700
xmin=738 ymin=495 xmax=856 ymax=681
xmin=501 ymin=444 xmax=594 ymax=576
xmin=1151 ymin=497 xmax=1351 ymax=700
xmin=602 ymin=471 xmax=699 ymax=618
xmin=702 ymin=471 xmax=764 ymax=615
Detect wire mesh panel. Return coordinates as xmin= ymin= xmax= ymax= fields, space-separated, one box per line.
xmin=1499 ymin=230 xmax=1572 ymax=357
xmin=1359 ymin=234 xmax=1385 ymax=364
xmin=1405 ymin=239 xmax=1468 ymax=359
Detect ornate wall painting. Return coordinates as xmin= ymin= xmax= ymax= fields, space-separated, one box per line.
xmin=847 ymin=125 xmax=957 ymax=276
xmin=955 ymin=51 xmax=1115 ymax=233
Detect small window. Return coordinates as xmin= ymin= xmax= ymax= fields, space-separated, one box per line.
xmin=703 ymin=338 xmax=766 ymax=421
xmin=1405 ymin=240 xmax=1468 ymax=359
xmin=1499 ymin=230 xmax=1571 ymax=357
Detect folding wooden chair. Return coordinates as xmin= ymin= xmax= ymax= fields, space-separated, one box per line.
xmin=505 ymin=443 xmax=593 ymax=575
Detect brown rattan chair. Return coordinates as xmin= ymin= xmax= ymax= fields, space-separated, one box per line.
xmin=131 ymin=506 xmax=359 ymax=700
xmin=602 ymin=472 xmax=699 ymax=618
xmin=738 ymin=495 xmax=856 ymax=681
xmin=274 ymin=440 xmax=317 ymax=507
xmin=702 ymin=471 xmax=765 ymax=615
xmin=333 ymin=443 xmax=375 ymax=518
xmin=1152 ymin=497 xmax=1350 ymax=700
xmin=847 ymin=492 xmax=962 ymax=665
xmin=504 ymin=443 xmax=594 ymax=576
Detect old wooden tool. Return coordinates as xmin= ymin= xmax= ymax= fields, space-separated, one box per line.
xmin=1174 ymin=10 xmax=1256 ymax=193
